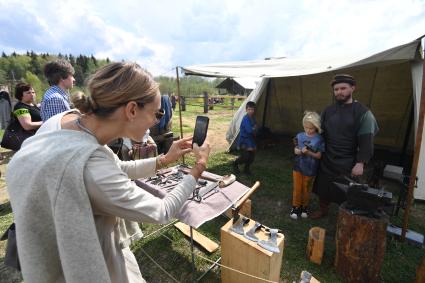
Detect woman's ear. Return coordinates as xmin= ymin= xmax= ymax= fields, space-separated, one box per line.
xmin=124 ymin=101 xmax=138 ymax=121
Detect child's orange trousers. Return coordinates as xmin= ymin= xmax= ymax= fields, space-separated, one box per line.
xmin=292 ymin=170 xmax=315 ymax=207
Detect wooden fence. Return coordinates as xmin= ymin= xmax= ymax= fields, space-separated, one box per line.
xmin=175 ymin=92 xmax=247 ymax=113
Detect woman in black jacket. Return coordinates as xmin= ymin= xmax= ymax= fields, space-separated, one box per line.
xmin=13 ymin=83 xmax=42 ymax=133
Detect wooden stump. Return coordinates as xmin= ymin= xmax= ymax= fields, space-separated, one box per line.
xmin=306 ymin=227 xmax=326 ymax=265
xmin=416 ymin=256 xmax=425 ymax=283
xmin=335 ymin=203 xmax=388 ymax=283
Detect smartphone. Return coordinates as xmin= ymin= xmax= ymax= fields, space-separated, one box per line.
xmin=192 ymin=116 xmax=209 ymax=147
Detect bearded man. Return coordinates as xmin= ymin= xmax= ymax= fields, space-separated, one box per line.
xmin=310 ymin=74 xmax=379 ymax=219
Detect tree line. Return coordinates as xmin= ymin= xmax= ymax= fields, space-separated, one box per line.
xmin=0 ymin=51 xmax=222 ymax=102
xmin=0 ymin=51 xmax=110 ymax=101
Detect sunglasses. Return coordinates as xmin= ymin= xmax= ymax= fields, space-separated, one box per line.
xmin=135 ymin=101 xmax=165 ymax=121
xmin=155 ymin=109 xmax=165 ymax=120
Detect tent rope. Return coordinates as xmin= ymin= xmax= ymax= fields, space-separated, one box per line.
xmin=139 ymin=247 xmax=180 ymax=283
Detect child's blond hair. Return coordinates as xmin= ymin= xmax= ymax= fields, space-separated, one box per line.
xmin=302 ymin=111 xmax=322 ymax=133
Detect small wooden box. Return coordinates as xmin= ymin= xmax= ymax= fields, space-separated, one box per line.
xmin=221 ymin=217 xmax=284 ymax=283
xmin=224 ymin=199 xmax=252 ymax=219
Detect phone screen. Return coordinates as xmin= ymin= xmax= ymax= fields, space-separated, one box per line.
xmin=192 ymin=116 xmax=209 ymax=147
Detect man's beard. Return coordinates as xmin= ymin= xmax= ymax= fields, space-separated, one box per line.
xmin=335 ymin=94 xmax=352 ymax=104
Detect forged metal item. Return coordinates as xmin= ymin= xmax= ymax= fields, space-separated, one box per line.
xmin=244 ymin=222 xmax=262 ymax=242
xmin=190 ymin=182 xmax=219 ymax=202
xmin=300 ymin=271 xmax=313 ymax=283
xmin=262 ymin=226 xmax=283 ymax=234
xmin=202 ymin=186 xmax=233 ymax=204
xmin=334 ymin=179 xmax=393 ymax=217
xmin=229 ymin=216 xmax=250 ymax=235
xmin=303 ymin=140 xmax=318 ymax=153
xmin=258 ymin=229 xmax=280 ymax=253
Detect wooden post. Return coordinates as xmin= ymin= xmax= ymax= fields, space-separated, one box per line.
xmin=231 ymin=97 xmax=235 ymax=110
xmin=203 ymin=91 xmax=209 ymax=113
xmin=335 ymin=204 xmax=389 ymax=283
xmin=402 ymin=54 xmax=425 ymax=240
xmin=306 ymin=227 xmax=325 ymax=265
xmin=175 ymin=67 xmax=184 ymax=164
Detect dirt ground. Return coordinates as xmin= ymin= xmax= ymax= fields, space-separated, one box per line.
xmin=178 ymin=113 xmax=231 ymax=153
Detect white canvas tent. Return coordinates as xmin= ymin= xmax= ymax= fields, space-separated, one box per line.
xmin=183 ymin=38 xmax=425 ymax=200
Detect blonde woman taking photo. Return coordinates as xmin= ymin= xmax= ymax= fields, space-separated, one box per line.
xmin=7 ymin=62 xmax=210 ymax=283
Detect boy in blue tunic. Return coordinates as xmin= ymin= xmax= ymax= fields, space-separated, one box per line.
xmin=290 ymin=111 xmax=325 ymax=219
xmin=233 ymin=101 xmax=257 ymax=175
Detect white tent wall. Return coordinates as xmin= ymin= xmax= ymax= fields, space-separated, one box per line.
xmin=225 ymin=78 xmax=269 ymax=144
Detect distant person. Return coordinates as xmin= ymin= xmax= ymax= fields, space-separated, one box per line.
xmin=311 ymin=74 xmax=379 ymax=219
xmin=13 ymin=83 xmax=42 ymax=131
xmin=0 ymin=90 xmax=12 ymax=129
xmin=40 ymin=59 xmax=75 ymax=121
xmin=290 ymin=111 xmax=324 ymax=219
xmin=150 ymin=94 xmax=172 ymax=154
xmin=7 ymin=62 xmax=210 ymax=282
xmin=1 ymin=83 xmax=42 ymax=151
xmin=171 ymin=94 xmax=176 ymax=110
xmin=233 ymin=101 xmax=257 ymax=175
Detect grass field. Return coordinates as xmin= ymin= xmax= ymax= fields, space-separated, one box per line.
xmin=0 ymin=103 xmax=424 ymax=282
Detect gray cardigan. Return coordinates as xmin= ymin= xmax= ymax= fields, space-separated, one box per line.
xmin=7 ymin=130 xmax=110 ymax=283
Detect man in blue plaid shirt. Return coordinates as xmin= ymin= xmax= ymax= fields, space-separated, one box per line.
xmin=40 ymin=59 xmax=75 ymax=121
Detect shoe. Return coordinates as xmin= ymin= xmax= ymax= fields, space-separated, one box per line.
xmin=233 ymin=161 xmax=240 ymax=174
xmin=301 ymin=207 xmax=309 ymax=218
xmin=310 ymin=202 xmax=329 ymax=219
xmin=290 ymin=207 xmax=300 ymax=220
xmin=310 ymin=209 xmax=328 ymax=219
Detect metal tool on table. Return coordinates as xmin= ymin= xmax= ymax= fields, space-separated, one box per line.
xmin=258 ymin=228 xmax=280 ymax=253
xmin=229 ymin=216 xmax=250 ymax=235
xmin=191 ymin=174 xmax=237 ymax=203
xmin=191 ymin=181 xmax=219 ymax=202
xmin=244 ymin=221 xmax=262 ymax=242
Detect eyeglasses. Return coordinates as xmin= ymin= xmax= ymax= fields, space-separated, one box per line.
xmin=135 ymin=101 xmax=165 ymax=121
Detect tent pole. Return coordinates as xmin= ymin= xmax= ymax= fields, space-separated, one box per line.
xmin=401 ymin=57 xmax=425 ymax=240
xmin=176 ymin=66 xmax=185 ymax=164
xmin=399 ymin=101 xmax=414 ymax=166
xmin=261 ymin=79 xmax=271 ymax=129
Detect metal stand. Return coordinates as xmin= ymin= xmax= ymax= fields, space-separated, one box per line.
xmin=189 ymin=226 xmax=221 ymax=282
xmin=190 ymin=226 xmax=196 ymax=282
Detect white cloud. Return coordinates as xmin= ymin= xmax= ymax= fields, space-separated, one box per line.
xmin=0 ymin=0 xmax=424 ymax=76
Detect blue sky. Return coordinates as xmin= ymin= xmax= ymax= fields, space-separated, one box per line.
xmin=0 ymin=0 xmax=424 ymax=76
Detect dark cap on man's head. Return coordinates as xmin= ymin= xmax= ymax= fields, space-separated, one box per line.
xmin=331 ymin=74 xmax=356 ymax=87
